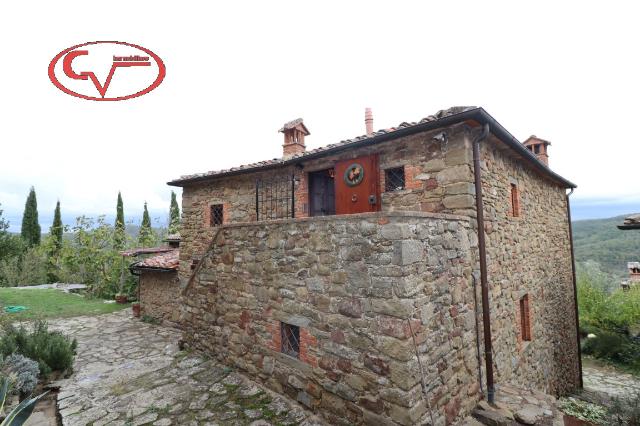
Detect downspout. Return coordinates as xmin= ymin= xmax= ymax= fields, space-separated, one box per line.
xmin=472 ymin=123 xmax=495 ymax=403
xmin=566 ymin=188 xmax=583 ymax=388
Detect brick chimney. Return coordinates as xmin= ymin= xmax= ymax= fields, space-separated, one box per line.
xmin=365 ymin=108 xmax=374 ymax=136
xmin=280 ymin=118 xmax=310 ymax=159
xmin=523 ymin=135 xmax=551 ymax=166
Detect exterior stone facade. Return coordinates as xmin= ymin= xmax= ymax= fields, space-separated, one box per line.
xmin=171 ymin=108 xmax=580 ymax=425
xmin=139 ymin=270 xmax=181 ymax=326
xmin=181 ymin=212 xmax=481 ymax=425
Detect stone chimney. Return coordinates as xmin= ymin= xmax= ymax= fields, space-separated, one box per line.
xmin=365 ymin=108 xmax=374 ymax=136
xmin=523 ymin=135 xmax=551 ymax=166
xmin=280 ymin=118 xmax=310 ymax=159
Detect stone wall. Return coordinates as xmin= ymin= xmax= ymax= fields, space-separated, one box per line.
xmin=139 ymin=271 xmax=181 ymax=326
xmin=180 ymin=212 xmax=482 ymax=425
xmin=477 ymin=135 xmax=580 ymax=395
xmin=179 ymin=123 xmax=475 ymax=284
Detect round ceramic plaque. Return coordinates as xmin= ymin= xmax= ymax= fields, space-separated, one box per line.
xmin=344 ymin=163 xmax=365 ymax=187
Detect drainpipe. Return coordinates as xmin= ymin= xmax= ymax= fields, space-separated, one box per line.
xmin=472 ymin=123 xmax=495 ymax=404
xmin=566 ymin=188 xmax=583 ymax=388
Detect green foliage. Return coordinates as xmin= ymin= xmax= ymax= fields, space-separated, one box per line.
xmin=168 ymin=191 xmax=180 ymax=235
xmin=141 ymin=314 xmax=160 ymax=325
xmin=20 ymin=188 xmax=40 ymax=248
xmin=608 ymin=393 xmax=640 ymax=425
xmin=138 ymin=202 xmax=154 ymax=247
xmin=0 ymin=376 xmax=48 ymax=426
xmin=50 ymin=202 xmax=63 ymax=254
xmin=573 ymin=215 xmax=640 ymax=280
xmin=114 ymin=192 xmax=126 ymax=250
xmin=0 ymin=320 xmax=77 ymax=376
xmin=0 ymin=206 xmax=25 ymax=265
xmin=578 ymin=264 xmax=640 ymax=372
xmin=2 ymin=354 xmax=39 ymax=395
xmin=559 ymin=397 xmax=608 ymax=424
xmin=0 ymin=246 xmax=48 ymax=287
xmin=0 ymin=288 xmax=130 ymax=320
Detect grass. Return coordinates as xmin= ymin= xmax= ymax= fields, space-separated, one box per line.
xmin=0 ymin=288 xmax=129 ymax=320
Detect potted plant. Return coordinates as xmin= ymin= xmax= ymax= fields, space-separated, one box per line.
xmin=132 ymin=302 xmax=141 ymax=318
xmin=115 ymin=293 xmax=128 ymax=304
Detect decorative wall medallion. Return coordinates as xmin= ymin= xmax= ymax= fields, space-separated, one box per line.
xmin=344 ymin=163 xmax=364 ymax=187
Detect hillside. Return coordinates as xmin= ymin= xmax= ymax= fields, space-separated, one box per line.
xmin=573 ymin=215 xmax=640 ymax=279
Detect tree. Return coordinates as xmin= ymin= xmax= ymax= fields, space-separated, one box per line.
xmin=20 ymin=187 xmax=41 ymax=247
xmin=168 ymin=191 xmax=180 ymax=235
xmin=138 ymin=202 xmax=153 ymax=247
xmin=0 ymin=203 xmax=24 ymax=263
xmin=114 ymin=192 xmax=125 ymax=250
xmin=50 ymin=201 xmax=63 ymax=253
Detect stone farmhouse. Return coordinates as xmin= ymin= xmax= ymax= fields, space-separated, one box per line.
xmin=162 ymin=106 xmax=581 ymax=425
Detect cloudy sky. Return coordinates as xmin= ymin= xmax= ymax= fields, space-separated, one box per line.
xmin=1 ymin=1 xmax=638 ymax=231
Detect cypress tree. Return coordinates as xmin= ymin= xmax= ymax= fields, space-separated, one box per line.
xmin=114 ymin=192 xmax=126 ymax=249
xmin=138 ymin=202 xmax=153 ymax=246
xmin=50 ymin=201 xmax=63 ymax=252
xmin=20 ymin=187 xmax=41 ymax=247
xmin=168 ymin=191 xmax=180 ymax=235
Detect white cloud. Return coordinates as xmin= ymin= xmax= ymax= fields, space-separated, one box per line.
xmin=1 ymin=0 xmax=639 ymax=229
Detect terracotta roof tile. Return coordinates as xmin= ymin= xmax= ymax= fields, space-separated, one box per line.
xmin=169 ymin=106 xmax=476 ymax=185
xmin=135 ymin=249 xmax=179 ymax=270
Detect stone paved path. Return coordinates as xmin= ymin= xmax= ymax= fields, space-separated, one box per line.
xmin=583 ymin=363 xmax=640 ymax=402
xmin=49 ymin=310 xmax=321 ymax=426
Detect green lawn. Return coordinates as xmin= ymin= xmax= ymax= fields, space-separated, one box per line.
xmin=0 ymin=288 xmax=129 ymax=320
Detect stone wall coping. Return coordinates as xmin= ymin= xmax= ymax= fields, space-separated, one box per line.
xmin=218 ymin=210 xmax=469 ymax=230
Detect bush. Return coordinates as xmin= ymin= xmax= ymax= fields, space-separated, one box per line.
xmin=582 ymin=328 xmax=640 ymax=371
xmin=0 ymin=320 xmax=77 ymax=376
xmin=609 ymin=393 xmax=640 ymax=425
xmin=2 ymin=354 xmax=39 ymax=395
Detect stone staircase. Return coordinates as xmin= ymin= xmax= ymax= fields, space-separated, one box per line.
xmin=460 ymin=384 xmax=565 ymax=426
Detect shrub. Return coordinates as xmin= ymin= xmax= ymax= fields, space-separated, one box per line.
xmin=582 ymin=328 xmax=640 ymax=371
xmin=608 ymin=393 xmax=640 ymax=425
xmin=2 ymin=354 xmax=39 ymax=395
xmin=0 ymin=320 xmax=77 ymax=376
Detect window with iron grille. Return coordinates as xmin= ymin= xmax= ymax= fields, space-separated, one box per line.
xmin=385 ymin=167 xmax=405 ymax=192
xmin=255 ymin=174 xmax=295 ymax=221
xmin=280 ymin=322 xmax=300 ymax=358
xmin=210 ymin=204 xmax=223 ymax=226
xmin=520 ymin=294 xmax=531 ymax=341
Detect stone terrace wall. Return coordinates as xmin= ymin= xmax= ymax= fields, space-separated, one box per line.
xmin=180 ymin=212 xmax=482 ymax=425
xmin=179 ymin=123 xmax=476 ymax=284
xmin=139 ymin=271 xmax=181 ymax=326
xmin=478 ymin=136 xmax=580 ymax=395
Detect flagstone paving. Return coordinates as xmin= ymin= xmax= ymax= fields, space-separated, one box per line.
xmin=49 ymin=310 xmax=322 ymax=426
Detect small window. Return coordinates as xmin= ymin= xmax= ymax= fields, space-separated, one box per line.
xmin=190 ymin=259 xmax=199 ymax=271
xmin=280 ymin=322 xmax=300 ymax=358
xmin=385 ymin=167 xmax=405 ymax=192
xmin=210 ymin=204 xmax=223 ymax=226
xmin=510 ymin=184 xmax=520 ymax=217
xmin=519 ymin=295 xmax=531 ymax=341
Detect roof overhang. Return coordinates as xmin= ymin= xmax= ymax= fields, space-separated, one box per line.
xmin=168 ymin=107 xmax=576 ymax=189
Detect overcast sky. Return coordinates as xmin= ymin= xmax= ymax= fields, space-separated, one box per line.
xmin=1 ymin=1 xmax=638 ymax=231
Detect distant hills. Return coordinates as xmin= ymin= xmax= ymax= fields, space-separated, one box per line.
xmin=573 ymin=215 xmax=640 ymax=279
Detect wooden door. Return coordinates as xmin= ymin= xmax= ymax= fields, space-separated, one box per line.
xmin=309 ymin=169 xmax=336 ymax=217
xmin=334 ymin=154 xmax=380 ymax=215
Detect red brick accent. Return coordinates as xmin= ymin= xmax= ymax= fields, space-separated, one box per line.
xmin=299 ymin=328 xmax=318 ymax=367
xmin=283 ymin=142 xmax=305 ymax=157
xmin=267 ymin=320 xmax=282 ymax=352
xmin=516 ymin=294 xmax=533 ymax=349
xmin=510 ymin=183 xmax=521 ymax=217
xmin=404 ymin=165 xmax=422 ymax=190
xmin=377 ymin=316 xmax=422 ymax=339
xmin=294 ymin=172 xmax=309 ymax=218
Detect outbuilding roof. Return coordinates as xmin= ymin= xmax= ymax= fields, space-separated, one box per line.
xmin=131 ymin=249 xmax=179 ymax=271
xmin=168 ymin=106 xmax=576 ymax=189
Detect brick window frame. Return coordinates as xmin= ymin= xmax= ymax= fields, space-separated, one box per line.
xmin=510 ymin=183 xmax=521 ymax=217
xmin=384 ymin=167 xmax=405 ymax=192
xmin=518 ymin=294 xmax=532 ymax=342
xmin=209 ymin=204 xmax=224 ymax=227
xmin=268 ymin=320 xmax=318 ymax=367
